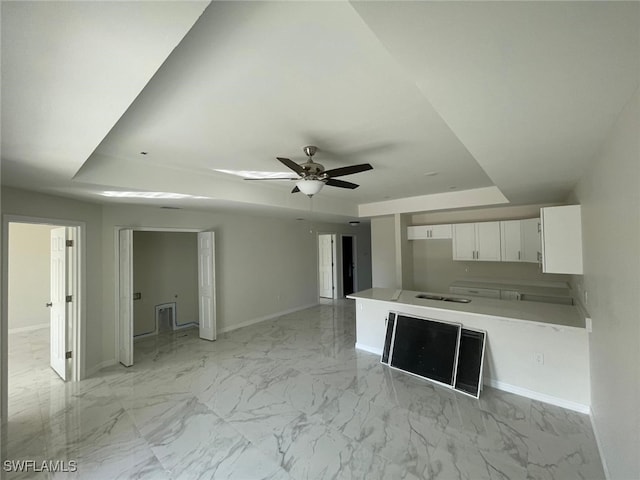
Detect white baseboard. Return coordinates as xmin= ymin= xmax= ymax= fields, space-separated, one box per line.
xmin=355 ymin=343 xmax=383 ymax=356
xmin=218 ymin=303 xmax=318 ymax=334
xmin=85 ymin=359 xmax=117 ymax=378
xmin=589 ymin=409 xmax=610 ymax=480
xmin=8 ymin=322 xmax=49 ymax=334
xmin=485 ymin=378 xmax=590 ymax=414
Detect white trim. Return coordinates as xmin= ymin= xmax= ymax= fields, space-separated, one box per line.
xmin=485 ymin=377 xmax=590 ymax=414
xmin=8 ymin=322 xmax=49 ymax=334
xmin=218 ymin=303 xmax=318 ymax=334
xmin=589 ymin=410 xmax=611 ymax=480
xmin=355 ymin=343 xmax=383 ymax=356
xmin=85 ymin=359 xmax=117 ymax=378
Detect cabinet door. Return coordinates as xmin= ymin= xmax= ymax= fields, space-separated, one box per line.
xmin=450 ymin=286 xmax=500 ymax=298
xmin=500 ymin=289 xmax=521 ymax=301
xmin=521 ymin=218 xmax=541 ymax=263
xmin=541 ymin=206 xmax=583 ymax=274
xmin=407 ymin=226 xmax=428 ymax=240
xmin=453 ymin=223 xmax=476 ymax=260
xmin=430 ymin=224 xmax=452 ymax=239
xmin=500 ymin=220 xmax=522 ymax=262
xmin=476 ymin=222 xmax=501 ymax=261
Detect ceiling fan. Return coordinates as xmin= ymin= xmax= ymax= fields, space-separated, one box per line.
xmin=246 ymin=146 xmax=373 ymax=197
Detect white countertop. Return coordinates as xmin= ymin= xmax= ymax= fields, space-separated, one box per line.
xmin=450 ymin=279 xmax=572 ymax=299
xmin=348 ymin=288 xmax=585 ymax=329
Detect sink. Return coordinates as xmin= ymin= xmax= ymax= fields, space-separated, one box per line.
xmin=443 ymin=297 xmax=471 ymax=303
xmin=416 ymin=294 xmax=444 ymax=301
xmin=416 ymin=293 xmax=471 ymax=303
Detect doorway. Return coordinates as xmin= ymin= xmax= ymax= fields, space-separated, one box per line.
xmin=341 ymin=235 xmax=357 ymax=297
xmin=2 ymin=216 xmax=84 ymax=425
xmin=117 ymin=228 xmax=217 ymax=367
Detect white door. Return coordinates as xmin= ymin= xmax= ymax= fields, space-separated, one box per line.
xmin=476 ymin=222 xmax=502 ymax=261
xmin=521 ymin=218 xmax=541 ymax=263
xmin=50 ymin=227 xmax=67 ymax=380
xmin=198 ymin=232 xmax=216 ymax=341
xmin=452 ymin=223 xmax=476 ymax=260
xmin=118 ymin=229 xmax=134 ymax=366
xmin=500 ymin=220 xmax=522 ymax=262
xmin=318 ymin=234 xmax=335 ymax=298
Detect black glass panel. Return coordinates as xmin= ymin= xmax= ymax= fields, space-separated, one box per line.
xmin=454 ymin=329 xmax=485 ymax=397
xmin=390 ymin=315 xmax=460 ymax=385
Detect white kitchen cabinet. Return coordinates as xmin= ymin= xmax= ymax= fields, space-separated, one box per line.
xmin=521 ymin=218 xmax=541 ymax=263
xmin=500 ymin=218 xmax=541 ymax=263
xmin=453 ymin=222 xmax=501 ymax=261
xmin=500 ymin=220 xmax=522 ymax=262
xmin=407 ymin=224 xmax=452 ymax=240
xmin=540 ymin=205 xmax=583 ymax=274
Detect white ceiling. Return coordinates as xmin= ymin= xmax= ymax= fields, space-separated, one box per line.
xmin=2 ymin=1 xmax=638 ymax=220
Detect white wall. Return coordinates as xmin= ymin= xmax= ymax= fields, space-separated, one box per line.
xmin=8 ymin=223 xmax=55 ymax=330
xmin=570 ymin=88 xmax=639 ymax=480
xmin=371 ymin=215 xmax=396 ymax=288
xmin=133 ymin=231 xmax=198 ymax=336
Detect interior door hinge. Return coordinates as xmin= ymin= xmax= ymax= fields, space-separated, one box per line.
xmin=66 ymin=295 xmax=73 ymax=303
xmin=65 ymin=351 xmax=72 ymax=359
xmin=66 ymin=240 xmax=74 ymax=247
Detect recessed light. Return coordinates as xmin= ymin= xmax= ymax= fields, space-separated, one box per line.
xmin=423 ymin=171 xmax=439 ymax=176
xmin=349 ymin=221 xmax=360 ymax=226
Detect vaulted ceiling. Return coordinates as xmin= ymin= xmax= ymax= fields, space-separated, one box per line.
xmin=2 ymin=1 xmax=638 ymax=221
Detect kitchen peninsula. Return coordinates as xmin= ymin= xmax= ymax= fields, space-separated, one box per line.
xmin=348 ymin=287 xmax=590 ymax=412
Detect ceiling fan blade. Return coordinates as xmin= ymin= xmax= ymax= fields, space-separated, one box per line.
xmin=291 ymin=185 xmax=300 ymax=193
xmin=324 ymin=163 xmax=373 ymax=178
xmin=277 ymin=157 xmax=304 ymax=175
xmin=326 ymin=178 xmax=359 ymax=189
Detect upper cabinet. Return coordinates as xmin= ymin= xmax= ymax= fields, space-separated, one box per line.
xmin=540 ymin=205 xmax=583 ymax=274
xmin=521 ymin=218 xmax=542 ymax=263
xmin=407 ymin=224 xmax=452 ymax=240
xmin=453 ymin=222 xmax=501 ymax=261
xmin=500 ymin=218 xmax=541 ymax=263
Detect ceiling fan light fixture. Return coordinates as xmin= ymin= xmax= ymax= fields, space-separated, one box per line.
xmin=296 ymin=179 xmax=324 ymax=197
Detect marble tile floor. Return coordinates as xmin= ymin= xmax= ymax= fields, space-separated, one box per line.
xmin=4 ymin=301 xmax=605 ymax=479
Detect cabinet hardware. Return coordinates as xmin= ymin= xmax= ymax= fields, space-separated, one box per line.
xmin=518 ymin=251 xmax=521 ymax=260
xmin=46 ymin=302 xmax=53 ymax=307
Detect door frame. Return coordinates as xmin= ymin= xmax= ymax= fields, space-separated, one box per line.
xmin=339 ymin=234 xmax=358 ymax=297
xmin=114 ymin=226 xmax=212 ymax=366
xmin=1 ymin=215 xmax=85 ymax=423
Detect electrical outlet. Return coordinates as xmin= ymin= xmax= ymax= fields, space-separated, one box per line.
xmin=534 ymin=352 xmax=544 ymax=365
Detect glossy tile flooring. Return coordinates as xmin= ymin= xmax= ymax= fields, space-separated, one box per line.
xmin=5 ymin=301 xmax=604 ymax=479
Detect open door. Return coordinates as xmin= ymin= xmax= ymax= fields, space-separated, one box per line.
xmin=318 ymin=234 xmax=336 ymax=299
xmin=198 ymin=231 xmax=216 ymax=341
xmin=49 ymin=227 xmax=67 ymax=380
xmin=118 ymin=229 xmax=133 ymax=366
